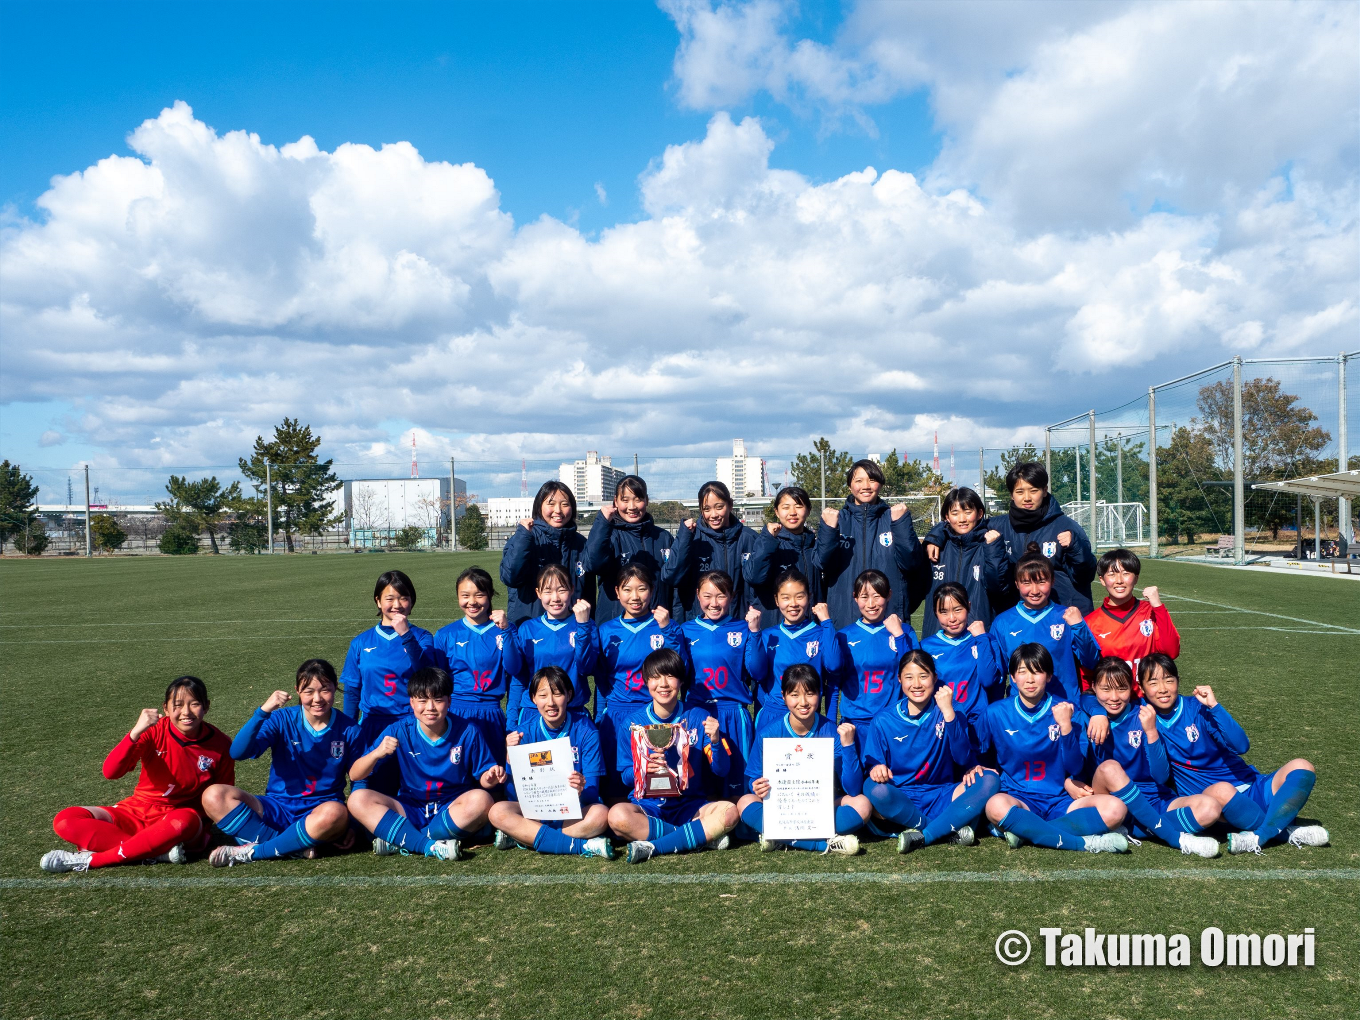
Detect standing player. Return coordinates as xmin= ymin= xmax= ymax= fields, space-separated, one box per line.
xmin=920 ymin=487 xmax=1008 ymax=636
xmin=827 ymin=569 xmax=915 ymax=758
xmin=500 ymin=480 xmax=591 ymax=627
xmin=41 ymin=677 xmax=234 ymax=872
xmin=204 ymin=659 xmax=360 ymax=867
xmin=346 ymin=667 xmax=503 ymax=860
xmin=1081 ymin=548 xmax=1180 ymax=690
xmin=342 ymin=570 xmax=437 ymax=795
xmin=490 ymin=666 xmax=614 ymax=858
xmin=745 ymin=486 xmax=825 ymax=627
xmin=582 ymin=474 xmax=684 ymax=623
xmin=671 ymin=481 xmax=761 ymax=620
xmin=507 ymin=564 xmax=597 ymax=727
xmin=747 ymin=568 xmax=842 ymax=725
xmin=988 ymin=461 xmax=1096 ymax=614
xmin=920 ymin=583 xmax=1007 ymax=750
xmin=608 ymin=649 xmax=738 ymax=863
xmin=1138 ymin=654 xmax=1327 ymax=855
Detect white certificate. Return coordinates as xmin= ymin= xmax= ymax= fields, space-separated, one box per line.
xmin=506 ymin=736 xmax=582 ymax=822
xmin=762 ymin=736 xmax=835 ymax=840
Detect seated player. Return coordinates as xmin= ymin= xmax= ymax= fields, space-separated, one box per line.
xmin=1081 ymin=548 xmax=1180 ymax=691
xmin=980 ymin=645 xmax=1131 ymax=854
xmin=507 ymin=564 xmax=597 ymax=727
xmin=1139 ymin=653 xmax=1327 ymax=855
xmin=1076 ymin=657 xmax=1221 ymax=858
xmin=827 ymin=569 xmax=914 ymax=759
xmin=347 ymin=667 xmax=504 ymax=861
xmin=862 ymin=650 xmax=1000 ymax=852
xmin=41 ymin=677 xmax=234 ymax=873
xmin=748 ymin=567 xmax=842 ymax=726
xmin=736 ymin=663 xmax=869 ymax=855
xmin=489 ymin=666 xmax=614 ymax=859
xmin=204 ymin=658 xmax=360 ymax=867
xmin=607 ymin=649 xmax=738 ymax=864
xmin=920 ymin=583 xmax=1006 ymax=747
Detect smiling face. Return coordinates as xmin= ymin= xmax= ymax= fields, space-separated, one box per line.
xmin=775 ymin=579 xmax=809 ymax=625
xmin=936 ymin=594 xmax=969 ymax=636
xmin=537 ymin=575 xmax=572 ymax=619
xmin=1101 ymin=565 xmax=1138 ymax=603
xmin=540 ymin=489 xmax=574 ymax=528
xmin=458 ymin=579 xmax=491 ymax=623
xmin=617 ymin=576 xmax=653 ymax=618
xmin=946 ymin=502 xmax=982 ymax=535
xmin=1142 ymin=664 xmax=1179 ymax=710
xmin=854 ymin=584 xmax=888 ymax=624
xmin=646 ymin=670 xmax=682 ymax=712
xmin=164 ymin=686 xmax=207 ymax=738
xmin=376 ymin=584 xmax=413 ymax=624
xmin=1093 ymin=676 xmax=1133 ymax=716
xmin=697 ymin=579 xmax=730 ymax=621
xmin=1017 ymin=573 xmax=1053 ymax=609
xmin=783 ymin=682 xmax=820 ymax=728
xmin=410 ymin=693 xmax=450 ymax=733
xmin=899 ymin=661 xmax=936 ymax=709
xmin=614 ymin=486 xmax=648 ymax=524
xmin=848 ymin=467 xmax=881 ymax=505
xmin=700 ymin=492 xmax=731 ymax=530
xmin=532 ymin=680 xmax=571 ymax=728
xmin=775 ymin=493 xmax=809 ymax=532
xmin=1010 ymin=478 xmax=1046 ymax=511
xmin=296 ymin=678 xmax=336 ymax=725
xmin=1011 ymin=663 xmax=1049 ymax=704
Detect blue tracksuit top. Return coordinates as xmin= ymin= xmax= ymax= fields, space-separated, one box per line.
xmin=745 ymin=526 xmax=825 ymax=628
xmin=499 ymin=518 xmax=591 ymax=627
xmin=988 ymin=496 xmax=1097 ymax=615
xmin=670 ymin=517 xmax=762 ymax=621
xmin=815 ymin=498 xmax=925 ymax=629
xmin=920 ymin=520 xmax=1009 ymax=637
xmin=582 ymin=512 xmax=684 ymax=623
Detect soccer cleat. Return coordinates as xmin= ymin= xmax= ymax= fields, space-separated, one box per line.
xmin=1081 ymin=832 xmax=1130 ymax=854
xmin=1003 ymin=830 xmax=1024 ymax=850
xmin=372 ymin=837 xmax=399 ymax=857
xmin=1286 ymin=824 xmax=1330 ymax=848
xmin=39 ymin=850 xmax=92 ymax=873
xmin=1113 ymin=825 xmax=1143 ymax=847
xmin=1227 ymin=832 xmax=1263 ymax=856
xmin=705 ymin=834 xmax=730 ymax=851
xmin=944 ymin=825 xmax=976 ymax=847
xmin=493 ymin=829 xmax=517 ymax=851
xmin=896 ymin=829 xmax=924 ymax=854
xmin=209 ymin=843 xmax=256 ymax=868
xmin=581 ymin=837 xmax=615 ymax=860
xmin=625 ymin=840 xmax=655 ymax=864
xmin=758 ymin=835 xmax=790 ymax=852
xmin=824 ymin=834 xmax=860 ymax=856
xmin=1178 ymin=833 xmax=1220 ymax=858
xmin=427 ymin=839 xmax=463 ymax=861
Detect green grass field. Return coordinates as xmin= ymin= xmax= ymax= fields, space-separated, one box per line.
xmin=1 ymin=552 xmax=1357 ymax=1019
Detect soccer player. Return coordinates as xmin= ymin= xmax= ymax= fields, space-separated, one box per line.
xmin=920 ymin=486 xmax=1009 ymax=636
xmin=433 ymin=567 xmax=522 ymax=764
xmin=507 ymin=564 xmax=597 ymax=728
xmin=489 ymin=666 xmax=614 ymax=859
xmin=41 ymin=677 xmax=234 ymax=873
xmin=204 ymin=659 xmax=360 ymax=867
xmin=827 ymin=569 xmax=915 ymax=758
xmin=748 ymin=567 xmax=842 ymax=725
xmin=736 ymin=663 xmax=868 ymax=854
xmin=745 ymin=485 xmax=826 ymax=627
xmin=581 ymin=474 xmax=684 ymax=623
xmin=671 ymin=481 xmax=761 ymax=621
xmin=862 ymin=651 xmax=1000 ymax=851
xmin=920 ymin=583 xmax=1007 ymax=751
xmin=815 ymin=459 xmax=924 ymax=629
xmin=681 ymin=570 xmax=763 ymax=800
xmin=980 ymin=645 xmax=1131 ymax=854
xmin=608 ymin=649 xmax=738 ymax=863
xmin=1139 ymin=653 xmax=1327 ymax=855
xmin=1077 ymin=657 xmax=1221 ymax=858
xmin=341 ymin=569 xmax=437 ymax=795
xmin=347 ymin=667 xmax=503 ymax=861
xmin=500 ymin=480 xmax=591 ymax=627
xmin=988 ymin=461 xmax=1096 ymax=614
xmin=1081 ymin=548 xmax=1181 ymax=690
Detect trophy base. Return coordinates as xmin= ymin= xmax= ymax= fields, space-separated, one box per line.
xmin=645 ymin=774 xmax=682 ymax=798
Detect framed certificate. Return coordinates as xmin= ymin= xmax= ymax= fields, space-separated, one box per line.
xmin=762 ymin=736 xmax=835 ymax=840
xmin=506 ymin=736 xmax=583 ymax=821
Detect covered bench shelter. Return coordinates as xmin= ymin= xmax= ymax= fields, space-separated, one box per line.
xmin=1252 ymin=470 xmax=1359 ymax=564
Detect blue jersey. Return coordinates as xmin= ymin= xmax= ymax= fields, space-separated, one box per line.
xmin=230 ymin=705 xmax=363 ymax=803
xmin=744 ymin=710 xmax=863 ymax=796
xmin=511 ymin=710 xmax=606 ymax=803
xmin=682 ymin=617 xmax=759 ymax=707
xmin=433 ymin=618 xmax=524 ymax=705
xmin=614 ymin=703 xmax=730 ymax=812
xmin=340 ymin=624 xmax=437 ymax=721
xmin=1152 ymin=696 xmax=1260 ymax=796
xmin=991 ymin=602 xmax=1101 ymax=705
xmin=378 ymin=715 xmax=498 ymax=806
xmin=829 ymin=619 xmax=915 ymax=724
xmin=748 ymin=619 xmax=844 ymax=711
xmin=863 ymin=700 xmax=972 ymax=788
xmin=509 ymin=615 xmax=598 ymax=721
xmin=1086 ymin=703 xmax=1174 ymax=801
xmin=921 ymin=630 xmax=1005 ymax=753
xmin=594 ymin=615 xmax=689 ymax=717
xmin=978 ymin=694 xmax=1084 ymax=800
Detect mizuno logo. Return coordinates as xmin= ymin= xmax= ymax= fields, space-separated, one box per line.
xmin=892 ymin=735 xmax=910 ymax=742
xmin=456 ymin=642 xmax=467 ymax=647
xmin=364 ymin=647 xmax=376 ymax=653
xmin=847 ymin=640 xmax=861 ymax=647
xmin=1009 ymin=630 xmax=1022 ymax=636
xmin=1005 ymin=729 xmax=1020 ymax=736
xmin=532 ymin=638 xmax=544 ymax=644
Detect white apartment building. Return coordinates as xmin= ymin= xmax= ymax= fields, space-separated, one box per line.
xmin=486 ymin=497 xmax=535 ymax=527
xmin=716 ymin=439 xmax=768 ymax=499
xmin=559 ymin=451 xmax=626 ymax=503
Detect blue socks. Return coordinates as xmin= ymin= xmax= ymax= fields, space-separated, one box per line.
xmin=532 ymin=826 xmax=583 ymax=856
xmin=650 ymin=819 xmax=707 ymax=855
xmin=375 ymin=810 xmax=436 ymax=856
xmin=1109 ymin=781 xmax=1161 ymax=833
xmin=865 ymin=781 xmax=927 ymax=832
xmin=999 ymin=806 xmax=1082 ymax=851
xmin=1051 ymin=806 xmax=1109 ymax=837
xmin=252 ymin=818 xmax=318 ymax=860
xmin=737 ymin=803 xmax=864 ymax=852
xmin=1253 ymin=770 xmax=1315 ymax=844
xmin=424 ymin=806 xmax=476 ymax=844
xmin=738 ymin=802 xmax=764 ymax=840
xmin=1154 ymin=804 xmax=1206 ymax=841
xmin=645 ymin=814 xmax=676 ymax=841
xmin=1221 ymin=790 xmax=1266 ymax=831
xmin=217 ymin=803 xmax=279 ymax=846
xmin=922 ymin=773 xmax=999 ymax=845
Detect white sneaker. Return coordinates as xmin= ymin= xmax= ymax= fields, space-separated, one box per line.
xmin=1114 ymin=825 xmax=1143 ymax=847
xmin=372 ymin=837 xmax=399 ymax=857
xmin=705 ymin=834 xmax=730 ymax=851
xmin=493 ymin=829 xmax=517 ymax=851
xmin=581 ymin=836 xmax=615 ymax=860
xmin=165 ymin=843 xmax=190 ymax=865
xmin=1286 ymin=824 xmax=1330 ymax=848
xmin=1081 ymin=832 xmax=1130 ymax=854
xmin=625 ymin=840 xmax=655 ymax=864
xmin=1227 ymin=831 xmax=1263 ymax=856
xmin=427 ymin=839 xmax=463 ymax=861
xmin=39 ymin=849 xmax=92 ymax=873
xmin=758 ymin=835 xmax=789 ymax=852
xmin=823 ymin=834 xmax=860 ymax=856
xmin=209 ymin=843 xmax=256 ymax=868
xmin=1178 ymin=833 xmax=1220 ymax=858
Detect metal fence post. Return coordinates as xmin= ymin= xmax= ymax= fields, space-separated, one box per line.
xmin=84 ymin=464 xmax=92 ymax=557
xmin=1340 ymin=352 xmax=1350 ymax=544
xmin=1148 ymin=386 xmax=1159 ymax=558
xmin=1088 ymin=409 xmax=1098 ymax=549
xmin=450 ymin=456 xmax=458 ymax=551
xmin=979 ymin=447 xmax=985 ymax=508
xmin=1232 ymin=356 xmax=1244 ymax=564
xmin=266 ymin=459 xmax=274 ymax=554
xmin=1044 ymin=429 xmax=1051 ymax=485
xmin=820 ymin=448 xmax=826 ymax=515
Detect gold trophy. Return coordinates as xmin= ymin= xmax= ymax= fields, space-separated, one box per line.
xmin=630 ymin=722 xmax=689 ymax=798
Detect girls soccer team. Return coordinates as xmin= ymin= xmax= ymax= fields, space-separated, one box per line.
xmin=39 ymin=462 xmax=1329 ymax=873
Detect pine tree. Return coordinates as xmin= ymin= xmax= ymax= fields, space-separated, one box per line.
xmin=238 ymin=419 xmax=341 ymax=552
xmin=0 ymin=460 xmax=39 ymax=555
xmin=156 ymin=476 xmax=241 ymax=553
xmin=457 ymin=503 xmax=488 ymax=550
xmin=790 ymin=438 xmax=853 ymax=511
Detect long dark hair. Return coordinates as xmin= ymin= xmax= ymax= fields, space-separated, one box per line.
xmin=532 ymin=481 xmax=577 ymax=526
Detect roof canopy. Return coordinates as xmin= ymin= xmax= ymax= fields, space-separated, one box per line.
xmin=1251 ymin=469 xmax=1360 ymax=500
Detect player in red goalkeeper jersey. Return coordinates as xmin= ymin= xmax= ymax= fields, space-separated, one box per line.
xmin=40 ymin=676 xmax=234 ymax=872
xmin=1081 ymin=549 xmax=1180 ymax=695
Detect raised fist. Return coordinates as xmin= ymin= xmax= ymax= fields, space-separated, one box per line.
xmin=884 ymin=614 xmax=904 ymax=637
xmin=926 ymin=543 xmax=940 ymax=563
xmin=1051 ymin=701 xmax=1074 ymax=730
xmin=130 ymin=707 xmax=161 ymax=740
xmin=1056 ymin=530 xmax=1073 ymax=548
xmin=967 ymin=620 xmax=986 ymax=637
xmin=262 ymin=690 xmax=292 ymax=713
xmin=1062 ymin=606 xmax=1083 ymax=626
xmin=745 ymin=605 xmax=763 ymax=631
xmin=652 ymin=606 xmax=670 ymax=628
xmin=836 ymin=722 xmax=857 ymax=747
xmin=890 ymin=503 xmax=908 ymax=521
xmin=1143 ymin=585 xmax=1161 ymax=608
xmin=573 ymin=599 xmax=592 ymax=623
xmin=811 ymin=603 xmax=831 ymax=623
xmin=821 ymin=507 xmax=839 ymax=528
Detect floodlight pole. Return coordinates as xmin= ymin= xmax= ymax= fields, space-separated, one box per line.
xmin=1148 ymin=387 xmax=1158 ymax=558
xmin=1232 ymin=356 xmax=1244 ymax=565
xmin=820 ymin=449 xmax=826 ymax=515
xmin=1088 ymin=410 xmax=1097 ymax=550
xmin=450 ymin=456 xmax=458 ymax=551
xmin=266 ymin=460 xmax=274 ymax=555
xmin=979 ymin=447 xmax=986 ymax=509
xmin=1044 ymin=429 xmax=1051 ymax=485
xmin=1339 ymin=352 xmax=1350 ymax=544
xmin=84 ymin=464 xmax=92 ymax=558
xmin=1116 ymin=434 xmax=1124 ymax=544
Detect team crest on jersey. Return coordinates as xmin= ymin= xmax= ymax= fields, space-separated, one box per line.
xmin=650 ymin=634 xmax=664 ymax=650
xmin=879 ymin=532 xmax=893 ymax=547
xmin=971 ymin=645 xmax=979 ymax=659
xmin=935 ymin=720 xmax=945 ymax=739
xmin=727 ymin=632 xmax=743 ymax=647
xmin=662 ymin=548 xmax=671 ymax=560
xmin=973 ymin=564 xmax=982 ymax=581
xmin=1048 ymin=724 xmax=1060 ymax=742
xmin=576 ymin=562 xmax=585 ymax=576
xmin=1050 ymin=623 xmax=1065 ymax=640
xmin=450 ymin=745 xmax=463 ymax=764
xmin=1184 ymin=724 xmax=1200 ymax=743
xmin=932 ymin=566 xmax=944 ymax=581
xmin=330 ymin=740 xmax=345 ymax=759
xmin=1042 ymin=541 xmax=1057 ymax=557
xmin=806 ymin=641 xmax=819 ymax=657
xmin=196 ymin=755 xmax=214 ymax=773
xmin=1127 ymin=731 xmax=1142 ymax=749
xmin=569 ymin=631 xmax=577 ymax=648
xmin=688 ymin=729 xmax=700 ymax=746
xmin=496 ymin=634 xmax=504 ymax=650
xmin=889 ymin=635 xmax=898 ymax=652
xmin=1139 ymin=620 xmax=1154 ymax=637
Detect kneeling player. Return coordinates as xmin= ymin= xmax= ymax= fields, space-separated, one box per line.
xmin=736 ymin=663 xmax=869 ymax=855
xmin=489 ymin=666 xmax=614 ymax=859
xmin=1079 ymin=657 xmax=1221 ymax=858
xmin=607 ymin=649 xmax=738 ymax=863
xmin=203 ymin=659 xmax=360 ymax=867
xmin=981 ymin=645 xmax=1131 ymax=853
xmin=1139 ymin=653 xmax=1327 ymax=855
xmin=863 ymin=650 xmax=999 ymax=852
xmin=41 ymin=677 xmax=234 ymax=873
xmin=347 ymin=667 xmax=504 ymax=861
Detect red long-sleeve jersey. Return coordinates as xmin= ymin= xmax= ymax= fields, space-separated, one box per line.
xmin=102 ymin=716 xmax=234 ymax=819
xmin=1080 ymin=597 xmax=1181 ymax=691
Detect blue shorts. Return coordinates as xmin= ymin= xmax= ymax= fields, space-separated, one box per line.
xmin=633 ymin=794 xmax=706 ymax=825
xmin=450 ymin=699 xmax=507 ymax=765
xmin=902 ymin=782 xmax=958 ymax=821
xmin=255 ymin=793 xmax=341 ymax=832
xmin=396 ymin=793 xmax=471 ymax=825
xmin=691 ymin=700 xmax=753 ymax=800
xmin=1005 ymin=786 xmax=1073 ymax=822
xmin=1238 ymin=770 xmax=1277 ymax=812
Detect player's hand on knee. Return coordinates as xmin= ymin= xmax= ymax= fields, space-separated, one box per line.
xmin=870 ymin=764 xmax=893 ymax=783
xmin=1066 ymin=778 xmax=1094 ymax=799
xmin=836 ymin=722 xmax=856 ymax=747
xmin=1086 ymin=714 xmax=1109 ymax=744
xmin=262 ymin=690 xmax=292 ymax=713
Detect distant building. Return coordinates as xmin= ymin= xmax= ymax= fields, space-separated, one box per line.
xmin=716 ymin=439 xmax=767 ymax=499
xmin=341 ymin=477 xmax=460 ymax=548
xmin=559 ymin=451 xmax=626 ymax=503
xmin=486 ymin=496 xmax=535 ymax=526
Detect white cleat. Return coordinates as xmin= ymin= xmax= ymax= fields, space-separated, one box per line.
xmin=1178 ymin=833 xmax=1220 ymax=858
xmin=493 ymin=829 xmax=518 ymax=851
xmin=209 ymin=843 xmax=256 ymax=868
xmin=823 ymin=834 xmax=860 ymax=856
xmin=581 ymin=837 xmax=616 ymax=860
xmin=625 ymin=840 xmax=655 ymax=864
xmin=1113 ymin=825 xmax=1143 ymax=847
xmin=372 ymin=837 xmax=399 ymax=857
xmin=1081 ymin=832 xmax=1130 ymax=854
xmin=758 ymin=835 xmax=790 ymax=852
xmin=40 ymin=850 xmax=92 ymax=873
xmin=427 ymin=839 xmax=463 ymax=861
xmin=705 ymin=834 xmax=730 ymax=851
xmin=1227 ymin=832 xmax=1263 ymax=856
xmin=165 ymin=843 xmax=190 ymax=865
xmin=1286 ymin=824 xmax=1330 ymax=848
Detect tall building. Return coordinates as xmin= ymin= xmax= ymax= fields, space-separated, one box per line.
xmin=716 ymin=439 xmax=767 ymax=499
xmin=486 ymin=496 xmax=535 ymax=526
xmin=559 ymin=451 xmax=626 ymax=503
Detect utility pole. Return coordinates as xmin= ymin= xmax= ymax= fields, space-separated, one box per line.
xmin=1339 ymin=352 xmax=1350 ymax=544
xmin=979 ymin=448 xmax=985 ymax=508
xmin=83 ymin=464 xmax=92 ymax=557
xmin=633 ymin=453 xmax=639 ymax=476
xmin=820 ymin=448 xmax=826 ymax=515
xmin=1148 ymin=386 xmax=1158 ymax=557
xmin=1116 ymin=434 xmax=1124 ymax=545
xmin=1088 ymin=410 xmax=1098 ymax=550
xmin=266 ymin=459 xmax=274 ymax=555
xmin=450 ymin=456 xmax=458 ymax=551
xmin=1232 ymin=356 xmax=1244 ymax=564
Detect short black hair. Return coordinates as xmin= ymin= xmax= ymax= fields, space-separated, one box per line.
xmin=697 ymin=569 xmax=734 ymax=597
xmin=616 ymin=562 xmax=655 ymax=592
xmin=942 ymin=486 xmax=986 ymax=517
xmin=1015 ymin=542 xmax=1055 ymax=585
xmin=1138 ymin=652 xmax=1179 ymax=687
xmin=536 ymin=563 xmax=572 ymax=591
xmin=615 ymin=475 xmax=648 ymax=503
xmin=164 ymin=675 xmax=209 ymax=710
xmin=1008 ymin=642 xmax=1054 ymax=677
xmin=897 ymin=649 xmax=938 ymax=682
xmin=932 ymin=581 xmax=970 ymax=612
xmin=456 ymin=566 xmax=497 ymax=599
xmin=847 ymin=459 xmax=885 ymax=488
xmin=781 ymin=662 xmax=821 ymax=696
xmin=1093 ymin=656 xmax=1133 ymax=691
xmin=1005 ymin=462 xmax=1048 ymax=493
xmin=697 ymin=480 xmax=733 ymax=510
xmin=295 ymin=658 xmax=338 ymax=690
xmin=641 ymin=647 xmax=686 ymax=684
xmin=374 ymin=570 xmax=417 ymax=615
xmin=408 ymin=666 xmax=453 ymax=700
xmin=528 ymin=665 xmax=574 ymax=700
xmin=853 ymin=569 xmax=891 ymax=599
xmin=1097 ymin=548 xmax=1142 ymax=578
xmin=532 ymin=480 xmax=577 ymax=526
xmin=774 ymin=486 xmax=811 ymax=510
xmin=773 ymin=566 xmax=809 ymax=594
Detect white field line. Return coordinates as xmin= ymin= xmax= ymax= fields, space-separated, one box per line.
xmin=1155 ymin=592 xmax=1360 ymax=635
xmin=3 ymin=867 xmax=1358 ymax=892
xmin=1176 ymin=627 xmax=1359 ymax=636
